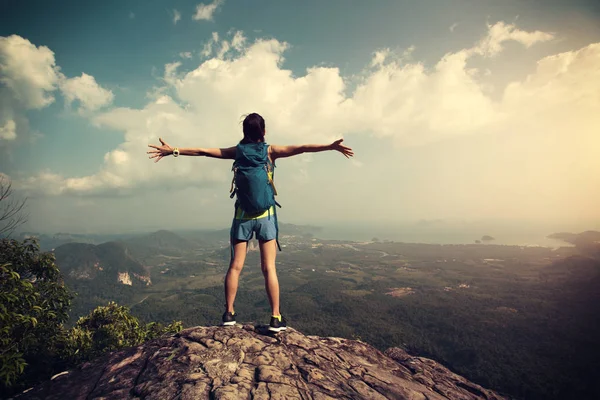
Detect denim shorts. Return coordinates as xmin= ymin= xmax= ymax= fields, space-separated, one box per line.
xmin=230 ymin=215 xmax=277 ymax=242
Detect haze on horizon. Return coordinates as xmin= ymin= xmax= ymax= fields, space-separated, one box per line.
xmin=1 ymin=0 xmax=599 ymax=237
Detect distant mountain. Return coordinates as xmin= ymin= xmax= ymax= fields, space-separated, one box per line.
xmin=120 ymin=229 xmax=198 ymax=260
xmin=278 ymin=222 xmax=323 ymax=236
xmin=548 ymin=232 xmax=578 ymax=242
xmin=548 ymin=230 xmax=600 ymax=245
xmin=175 ymin=228 xmax=230 ymax=246
xmin=17 ymin=231 xmax=137 ymax=251
xmin=175 ymin=222 xmax=321 ymax=243
xmin=548 ymin=231 xmax=600 ymax=257
xmin=54 ymin=241 xmax=150 ymax=286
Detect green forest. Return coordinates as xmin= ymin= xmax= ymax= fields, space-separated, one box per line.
xmin=0 ymin=239 xmax=181 ymax=398
xmin=129 ymin=253 xmax=599 ymax=400
xmin=2 ymin=232 xmax=600 ymax=400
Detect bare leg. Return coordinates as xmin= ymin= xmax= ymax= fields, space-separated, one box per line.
xmin=224 ymin=240 xmax=248 ymax=313
xmin=259 ymin=239 xmax=280 ymax=316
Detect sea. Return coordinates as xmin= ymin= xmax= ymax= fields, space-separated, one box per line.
xmin=313 ymin=222 xmax=577 ymax=248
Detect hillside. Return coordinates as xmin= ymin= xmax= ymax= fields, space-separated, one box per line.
xmin=54 ymin=241 xmax=148 ymax=283
xmin=53 ymin=241 xmax=151 ymax=321
xmin=547 ymin=230 xmax=600 ymax=258
xmin=547 ymin=230 xmax=600 ymax=247
xmin=120 ymin=229 xmax=199 ymax=261
xmin=44 ymin=232 xmax=600 ymax=399
xmin=15 ymin=325 xmax=505 ymax=400
xmin=17 ymin=232 xmax=134 ymax=251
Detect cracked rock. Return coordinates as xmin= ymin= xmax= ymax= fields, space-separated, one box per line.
xmin=14 ymin=325 xmax=506 ymax=400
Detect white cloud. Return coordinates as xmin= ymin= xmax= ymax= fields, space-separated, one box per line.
xmin=18 ymin=170 xmax=65 ymax=196
xmin=450 ymin=23 xmax=459 ymax=33
xmin=173 ymin=9 xmax=181 ymax=25
xmin=473 ymin=21 xmax=554 ymax=57
xmin=18 ymin=20 xmax=599 ymax=227
xmin=369 ymin=46 xmax=414 ymax=68
xmin=231 ymin=31 xmax=246 ymax=51
xmin=201 ymin=32 xmax=220 ymax=57
xmin=200 ymin=31 xmax=246 ymax=60
xmin=502 ymin=43 xmax=600 ymax=122
xmin=0 ymin=35 xmax=113 ymax=144
xmin=0 ymin=35 xmax=60 ymax=109
xmin=0 ymin=119 xmax=16 ymax=141
xmin=193 ymin=0 xmax=224 ymax=21
xmin=217 ymin=40 xmax=230 ymax=59
xmin=179 ymin=52 xmax=193 ymax=59
xmin=59 ymin=73 xmax=114 ymax=113
xmin=370 ymin=49 xmax=390 ymax=67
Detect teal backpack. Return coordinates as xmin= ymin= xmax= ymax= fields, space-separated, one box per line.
xmin=229 ymin=142 xmax=282 ymax=251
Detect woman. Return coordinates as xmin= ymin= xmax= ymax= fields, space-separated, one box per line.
xmin=148 ymin=113 xmax=354 ymax=331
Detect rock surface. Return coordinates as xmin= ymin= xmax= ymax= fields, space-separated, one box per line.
xmin=16 ymin=325 xmax=506 ymax=400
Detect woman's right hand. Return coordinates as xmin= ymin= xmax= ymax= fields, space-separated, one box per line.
xmin=147 ymin=138 xmax=173 ymax=163
xmin=330 ymin=139 xmax=354 ymax=158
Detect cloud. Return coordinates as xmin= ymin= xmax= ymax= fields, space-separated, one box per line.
xmin=179 ymin=51 xmax=192 ymax=59
xmin=369 ymin=46 xmax=414 ymax=68
xmin=0 ymin=35 xmax=60 ymax=109
xmin=18 ymin=21 xmax=598 ymax=210
xmin=231 ymin=31 xmax=246 ymax=51
xmin=173 ymin=9 xmax=181 ymax=25
xmin=193 ymin=0 xmax=224 ymax=21
xmin=0 ymin=35 xmax=113 ymax=144
xmin=0 ymin=119 xmax=16 ymax=141
xmin=129 ymin=11 xmax=135 ymax=20
xmin=0 ymin=35 xmax=59 ymax=147
xmin=217 ymin=40 xmax=230 ymax=59
xmin=201 ymin=32 xmax=220 ymax=57
xmin=59 ymin=73 xmax=114 ymax=113
xmin=370 ymin=49 xmax=390 ymax=67
xmin=502 ymin=42 xmax=600 ymax=124
xmin=450 ymin=23 xmax=458 ymax=33
xmin=163 ymin=62 xmax=182 ymax=85
xmin=473 ymin=21 xmax=554 ymax=57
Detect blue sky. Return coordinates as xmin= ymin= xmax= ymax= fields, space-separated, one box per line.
xmin=1 ymin=0 xmax=599 ymax=236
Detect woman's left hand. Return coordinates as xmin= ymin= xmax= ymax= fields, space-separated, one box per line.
xmin=147 ymin=138 xmax=173 ymax=163
xmin=331 ymin=139 xmax=354 ymax=158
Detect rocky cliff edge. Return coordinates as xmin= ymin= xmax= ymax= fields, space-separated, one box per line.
xmin=16 ymin=324 xmax=506 ymax=400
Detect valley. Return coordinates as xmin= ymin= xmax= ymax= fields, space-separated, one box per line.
xmin=49 ymin=227 xmax=600 ymax=400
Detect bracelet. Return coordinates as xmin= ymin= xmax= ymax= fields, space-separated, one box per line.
xmin=173 ymin=147 xmax=180 ymax=157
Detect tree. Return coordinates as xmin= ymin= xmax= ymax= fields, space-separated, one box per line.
xmin=0 ymin=238 xmax=73 ymax=390
xmin=60 ymin=302 xmax=182 ymax=365
xmin=0 ymin=175 xmax=28 ymax=237
xmin=0 ymin=237 xmax=182 ymax=395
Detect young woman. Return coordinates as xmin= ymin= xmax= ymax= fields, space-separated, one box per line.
xmin=147 ymin=113 xmax=354 ymax=331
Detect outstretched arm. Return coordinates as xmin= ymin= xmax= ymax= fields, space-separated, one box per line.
xmin=147 ymin=138 xmax=236 ymax=163
xmin=270 ymin=139 xmax=353 ymax=161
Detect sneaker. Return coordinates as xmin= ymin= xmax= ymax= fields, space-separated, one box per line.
xmin=268 ymin=315 xmax=287 ymax=332
xmin=222 ymin=311 xmax=236 ymax=326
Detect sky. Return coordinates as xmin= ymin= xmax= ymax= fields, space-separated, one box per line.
xmin=1 ymin=0 xmax=599 ymax=237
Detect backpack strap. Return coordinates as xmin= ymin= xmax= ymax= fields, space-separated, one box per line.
xmin=266 ymin=164 xmax=278 ymax=196
xmin=266 ymin=148 xmax=281 ymax=250
xmin=229 ymin=166 xmax=236 ymax=197
xmin=265 ymin=150 xmax=278 ymax=196
xmin=273 ymin=205 xmax=282 ymax=251
xmin=230 ymin=202 xmax=238 ymax=260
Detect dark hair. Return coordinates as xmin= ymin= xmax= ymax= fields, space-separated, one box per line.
xmin=241 ymin=113 xmax=265 ymax=143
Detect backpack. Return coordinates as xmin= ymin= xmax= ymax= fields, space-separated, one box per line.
xmin=229 ymin=142 xmax=282 ymax=252
xmin=229 ymin=142 xmax=279 ymax=214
